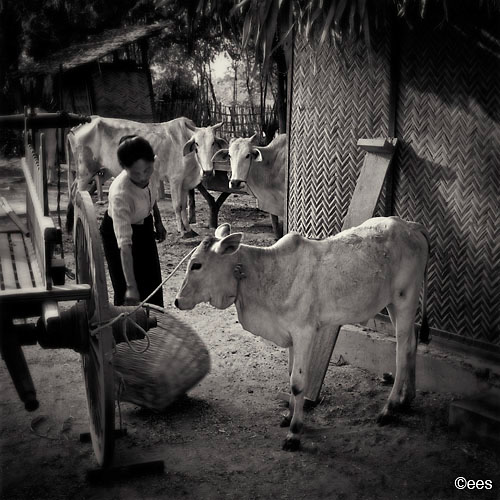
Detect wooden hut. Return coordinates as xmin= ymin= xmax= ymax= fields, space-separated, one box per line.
xmin=17 ymin=22 xmax=168 ymax=122
xmin=284 ymin=2 xmax=500 ymax=367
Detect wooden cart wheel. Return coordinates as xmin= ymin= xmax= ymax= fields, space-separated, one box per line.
xmin=74 ymin=190 xmax=115 ymax=468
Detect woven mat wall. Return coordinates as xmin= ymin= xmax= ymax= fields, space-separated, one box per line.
xmin=289 ymin=27 xmax=500 ymax=350
xmin=392 ymin=26 xmax=500 ymax=349
xmin=92 ymin=69 xmax=154 ymax=122
xmin=288 ymin=34 xmax=391 ymax=239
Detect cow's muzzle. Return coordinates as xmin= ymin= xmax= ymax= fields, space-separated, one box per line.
xmin=174 ymin=297 xmax=193 ymax=310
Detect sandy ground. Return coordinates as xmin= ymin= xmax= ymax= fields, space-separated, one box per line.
xmin=0 ymin=157 xmax=499 ymax=500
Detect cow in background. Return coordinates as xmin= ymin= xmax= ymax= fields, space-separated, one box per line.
xmin=175 ymin=217 xmax=430 ymax=450
xmin=212 ymin=133 xmax=286 ymax=238
xmin=66 ymin=116 xmax=227 ymax=237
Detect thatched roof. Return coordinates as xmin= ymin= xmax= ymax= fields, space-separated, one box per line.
xmin=18 ymin=22 xmax=170 ymax=77
xmin=194 ymin=0 xmax=500 ymax=68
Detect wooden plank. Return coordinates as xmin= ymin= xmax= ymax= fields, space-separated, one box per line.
xmin=0 ymin=233 xmax=16 ymax=290
xmin=342 ymin=143 xmax=397 ymax=230
xmin=22 ymin=157 xmax=56 ymax=287
xmin=302 ymin=137 xmax=398 ymax=403
xmin=26 ymin=236 xmax=44 ymax=287
xmin=0 ymin=197 xmax=29 ymax=236
xmin=356 ymin=137 xmax=396 ymax=154
xmin=10 ymin=233 xmax=34 ymax=288
xmin=0 ymin=283 xmax=91 ymax=304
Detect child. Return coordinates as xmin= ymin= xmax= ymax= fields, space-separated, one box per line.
xmin=100 ymin=135 xmax=166 ymax=306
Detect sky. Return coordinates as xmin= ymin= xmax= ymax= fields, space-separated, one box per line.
xmin=212 ymin=52 xmax=232 ymax=78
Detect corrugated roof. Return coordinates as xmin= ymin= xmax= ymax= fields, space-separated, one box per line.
xmin=19 ymin=22 xmax=169 ymax=76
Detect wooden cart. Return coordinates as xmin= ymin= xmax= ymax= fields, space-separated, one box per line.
xmin=0 ymin=110 xmax=157 ymax=469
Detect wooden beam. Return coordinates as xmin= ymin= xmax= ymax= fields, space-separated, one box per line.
xmin=0 ymin=284 xmax=91 ymax=304
xmin=0 ymin=197 xmax=29 ymax=236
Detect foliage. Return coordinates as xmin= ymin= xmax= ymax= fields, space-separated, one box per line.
xmin=193 ymin=0 xmax=500 ymax=72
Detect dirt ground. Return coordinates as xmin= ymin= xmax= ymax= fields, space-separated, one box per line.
xmin=0 ymin=157 xmax=499 ymax=500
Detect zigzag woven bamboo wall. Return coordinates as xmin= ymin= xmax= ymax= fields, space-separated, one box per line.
xmin=392 ymin=26 xmax=500 ymax=349
xmin=288 ymin=35 xmax=391 ymax=239
xmin=92 ymin=68 xmax=154 ymax=122
xmin=289 ymin=28 xmax=500 ymax=350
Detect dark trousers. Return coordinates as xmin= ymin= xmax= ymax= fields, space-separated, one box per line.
xmin=100 ymin=211 xmax=164 ymax=307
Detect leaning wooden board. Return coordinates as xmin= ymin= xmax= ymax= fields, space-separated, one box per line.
xmin=302 ymin=137 xmax=398 ymax=402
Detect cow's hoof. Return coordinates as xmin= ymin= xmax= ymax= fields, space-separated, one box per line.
xmin=181 ymin=229 xmax=199 ymax=239
xmin=280 ymin=415 xmax=291 ymax=428
xmin=282 ymin=438 xmax=301 ymax=452
xmin=376 ymin=411 xmax=394 ymax=426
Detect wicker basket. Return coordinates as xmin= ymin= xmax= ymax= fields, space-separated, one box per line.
xmin=113 ymin=312 xmax=210 ymax=411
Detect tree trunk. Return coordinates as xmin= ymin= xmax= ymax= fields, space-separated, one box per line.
xmin=272 ymin=46 xmax=288 ymax=133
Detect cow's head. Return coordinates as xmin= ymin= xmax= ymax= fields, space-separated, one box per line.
xmin=211 ymin=134 xmax=262 ymax=189
xmin=175 ymin=223 xmax=243 ymax=310
xmin=182 ymin=122 xmax=228 ymax=179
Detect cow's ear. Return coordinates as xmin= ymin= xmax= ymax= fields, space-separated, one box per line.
xmin=213 ymin=233 xmax=243 ymax=255
xmin=183 ymin=137 xmax=196 ymax=157
xmin=212 ymin=149 xmax=229 ymax=162
xmin=215 ymin=223 xmax=231 ymax=239
xmin=215 ymin=137 xmax=228 ymax=150
xmin=252 ymin=149 xmax=263 ymax=162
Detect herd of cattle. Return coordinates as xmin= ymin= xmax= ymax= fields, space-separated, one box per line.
xmin=62 ymin=115 xmax=430 ymax=451
xmin=64 ymin=115 xmax=286 ymax=237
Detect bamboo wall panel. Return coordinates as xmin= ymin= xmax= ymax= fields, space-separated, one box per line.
xmin=92 ymin=69 xmax=153 ymax=122
xmin=289 ymin=26 xmax=500 ymax=350
xmin=288 ymin=34 xmax=391 ymax=239
xmin=392 ymin=26 xmax=500 ymax=348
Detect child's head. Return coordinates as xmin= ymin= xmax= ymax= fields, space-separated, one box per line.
xmin=117 ymin=135 xmax=155 ymax=187
xmin=117 ymin=135 xmax=155 ymax=167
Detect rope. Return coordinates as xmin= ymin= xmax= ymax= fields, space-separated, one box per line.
xmin=121 ymin=317 xmax=151 ymax=354
xmin=90 ymin=246 xmax=196 ymax=336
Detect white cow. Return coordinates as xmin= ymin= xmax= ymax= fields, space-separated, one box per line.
xmin=66 ymin=116 xmax=227 ymax=236
xmin=175 ymin=217 xmax=430 ymax=450
xmin=212 ymin=133 xmax=286 ymax=219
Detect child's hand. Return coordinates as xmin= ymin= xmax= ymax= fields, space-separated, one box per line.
xmin=155 ymin=222 xmax=167 ymax=242
xmin=125 ymin=286 xmax=140 ymax=305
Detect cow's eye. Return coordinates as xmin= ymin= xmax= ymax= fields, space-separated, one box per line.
xmin=245 ymin=154 xmax=250 ymax=159
xmin=191 ymin=262 xmax=202 ymax=271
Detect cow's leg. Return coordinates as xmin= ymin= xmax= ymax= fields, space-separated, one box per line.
xmin=280 ymin=346 xmax=295 ymax=428
xmin=283 ymin=338 xmax=308 ymax=451
xmin=378 ymin=297 xmax=419 ymax=424
xmin=170 ymin=184 xmax=186 ymax=233
xmin=188 ymin=189 xmax=196 ymax=224
xmin=179 ymin=189 xmax=199 ymax=238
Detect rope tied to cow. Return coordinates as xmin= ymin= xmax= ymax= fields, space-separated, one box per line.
xmin=90 ymin=246 xmax=197 ymax=351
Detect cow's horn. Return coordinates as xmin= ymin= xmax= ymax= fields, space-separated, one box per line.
xmin=213 ymin=122 xmax=223 ymax=129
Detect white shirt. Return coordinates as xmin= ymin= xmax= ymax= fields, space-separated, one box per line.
xmin=108 ymin=170 xmax=158 ymax=248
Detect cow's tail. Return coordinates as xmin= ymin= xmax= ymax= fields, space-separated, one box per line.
xmin=417 ymin=224 xmax=430 ymax=344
